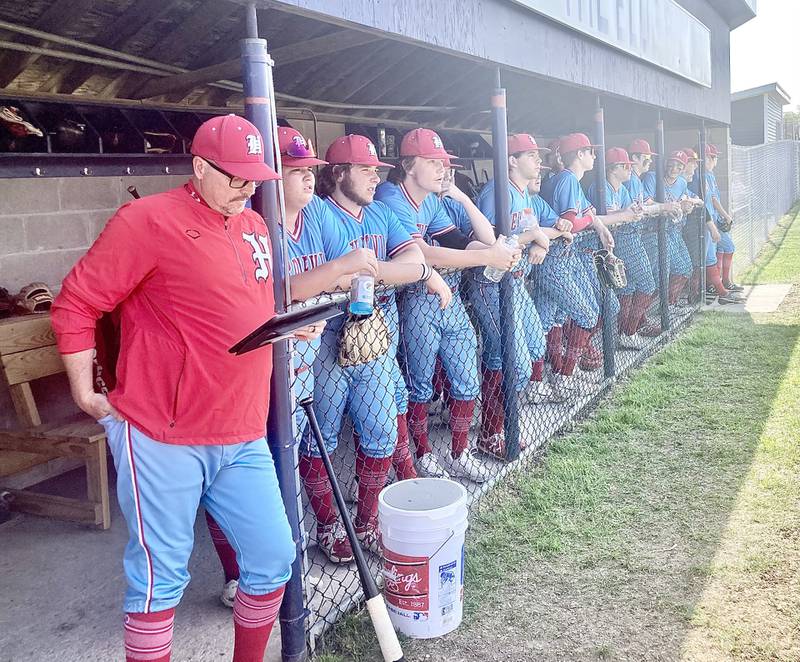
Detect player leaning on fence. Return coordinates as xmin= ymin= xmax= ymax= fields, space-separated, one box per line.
xmin=585 ymin=148 xmax=646 ymax=348
xmin=308 ymin=133 xmax=450 ymax=560
xmin=50 ymin=115 xmax=312 ymax=662
xmin=374 ymin=128 xmax=521 ymax=473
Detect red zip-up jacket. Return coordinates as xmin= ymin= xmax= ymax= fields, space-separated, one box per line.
xmin=51 ymin=182 xmax=275 ymax=445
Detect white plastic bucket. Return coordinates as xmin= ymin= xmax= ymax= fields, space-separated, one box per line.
xmin=378 ymin=478 xmax=468 ymax=639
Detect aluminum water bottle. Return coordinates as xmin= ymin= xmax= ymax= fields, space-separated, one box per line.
xmin=483 ymin=235 xmax=519 ymax=283
xmin=349 ymin=274 xmax=375 ymax=316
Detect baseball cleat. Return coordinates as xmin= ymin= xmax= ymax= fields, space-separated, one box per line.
xmin=618 ymin=333 xmax=648 ymax=350
xmin=477 ymin=433 xmax=506 ymax=459
xmin=416 ymin=452 xmax=450 ymax=479
xmin=220 ymin=579 xmax=238 ymax=608
xmin=317 ymin=520 xmax=355 ymax=564
xmin=638 ymin=321 xmax=662 ymax=337
xmin=579 ymin=345 xmax=603 ymax=371
xmin=526 ymin=379 xmax=557 ymax=405
xmin=444 ymin=450 xmax=490 ymax=483
xmin=354 ymin=520 xmax=382 ymax=555
xmin=723 ymin=281 xmax=745 ymax=292
xmin=717 ymin=291 xmax=744 ymax=305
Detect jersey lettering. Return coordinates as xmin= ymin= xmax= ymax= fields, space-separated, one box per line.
xmin=348 ymin=233 xmax=387 ymax=260
xmin=242 ymin=232 xmax=272 ymax=283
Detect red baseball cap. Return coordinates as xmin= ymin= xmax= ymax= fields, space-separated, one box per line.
xmin=707 ymin=143 xmax=720 ymax=156
xmin=558 ymin=133 xmax=601 ymax=154
xmin=605 ymin=147 xmax=633 ymax=165
xmin=682 ymin=148 xmax=699 ymax=161
xmin=443 ymin=157 xmax=464 ymax=169
xmin=628 ymin=139 xmax=657 ymax=156
xmin=191 ymin=114 xmax=280 ymax=181
xmin=400 ymin=128 xmax=450 ymax=159
xmin=507 ymin=133 xmax=550 ymax=155
xmin=325 ymin=134 xmax=393 ymax=167
xmin=667 ymin=149 xmax=689 ymax=166
xmin=277 ymin=127 xmax=327 ymax=167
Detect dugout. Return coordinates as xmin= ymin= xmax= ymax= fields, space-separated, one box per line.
xmin=0 ymin=0 xmax=756 ymax=659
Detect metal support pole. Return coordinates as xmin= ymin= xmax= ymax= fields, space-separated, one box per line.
xmin=241 ymin=5 xmax=308 ymax=661
xmin=698 ymin=123 xmax=708 ymax=298
xmin=491 ymin=69 xmax=520 ymax=462
xmin=593 ymin=101 xmax=615 ymax=379
xmin=655 ymin=115 xmax=669 ymax=331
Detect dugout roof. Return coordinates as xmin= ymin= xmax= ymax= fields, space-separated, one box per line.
xmin=0 ymin=0 xmax=746 ymax=146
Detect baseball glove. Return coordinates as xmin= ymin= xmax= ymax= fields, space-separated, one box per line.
xmin=14 ymin=282 xmax=54 ymax=314
xmin=716 ymin=216 xmax=733 ymax=233
xmin=337 ymin=308 xmax=390 ymax=368
xmin=593 ymin=249 xmax=628 ymax=289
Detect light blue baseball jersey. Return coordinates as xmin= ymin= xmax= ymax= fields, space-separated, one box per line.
xmin=691 ymin=170 xmax=720 ymax=222
xmin=542 ymin=169 xmax=595 ymax=218
xmin=543 ymin=169 xmax=596 ymax=248
xmin=374 ymin=181 xmax=455 ymax=241
xmin=623 ymin=171 xmax=650 ymax=206
xmin=585 ymin=180 xmax=634 ymax=213
xmin=642 ymin=172 xmax=689 ymax=204
xmin=285 ymin=195 xmax=352 ymax=397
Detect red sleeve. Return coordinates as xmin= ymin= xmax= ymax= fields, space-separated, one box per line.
xmin=560 ymin=211 xmax=594 ymax=233
xmin=51 ymin=203 xmax=157 ymax=354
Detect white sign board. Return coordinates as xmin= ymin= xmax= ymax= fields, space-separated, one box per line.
xmin=509 ymin=0 xmax=712 ymax=87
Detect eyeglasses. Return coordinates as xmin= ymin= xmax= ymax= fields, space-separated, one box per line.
xmin=204 ymin=159 xmax=262 ymax=189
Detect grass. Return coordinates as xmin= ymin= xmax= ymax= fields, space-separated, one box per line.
xmin=315 ymin=207 xmax=800 ymax=661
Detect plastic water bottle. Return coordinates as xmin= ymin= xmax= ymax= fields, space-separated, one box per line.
xmin=349 ymin=274 xmax=374 ymax=316
xmin=483 ymin=235 xmax=519 ymax=283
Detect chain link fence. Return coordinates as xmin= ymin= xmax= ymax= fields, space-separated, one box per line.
xmin=729 ymin=140 xmax=800 ymax=274
xmin=292 ymin=198 xmax=713 ymax=647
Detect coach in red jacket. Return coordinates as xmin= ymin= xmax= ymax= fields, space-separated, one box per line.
xmin=51 ymin=115 xmax=304 ymax=662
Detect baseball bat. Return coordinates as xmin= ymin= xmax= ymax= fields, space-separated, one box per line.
xmin=127 ymin=185 xmax=140 ymax=199
xmin=299 ymin=398 xmax=404 ymax=662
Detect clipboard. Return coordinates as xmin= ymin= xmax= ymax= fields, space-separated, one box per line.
xmin=229 ymin=300 xmax=344 ymax=355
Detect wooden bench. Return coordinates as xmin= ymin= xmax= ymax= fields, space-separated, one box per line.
xmin=0 ymin=313 xmax=111 ymax=529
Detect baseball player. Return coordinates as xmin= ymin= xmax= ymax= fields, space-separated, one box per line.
xmin=681 ymin=147 xmax=708 ymax=301
xmin=375 ymin=128 xmax=521 ymax=467
xmin=585 ymin=148 xmax=647 ymax=347
xmin=540 ymin=132 xmax=618 ymax=391
xmin=310 ymin=133 xmax=450 ymax=555
xmin=50 ymin=115 xmax=300 ymax=662
xmin=471 ymin=133 xmax=569 ymax=452
xmin=205 ymin=127 xmax=382 ymax=583
xmin=692 ymin=144 xmax=744 ymax=303
xmin=624 ymin=139 xmax=686 ymax=335
xmin=642 ymin=150 xmax=704 ymax=308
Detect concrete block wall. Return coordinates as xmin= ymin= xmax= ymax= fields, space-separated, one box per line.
xmin=0 ymin=175 xmax=186 ymax=294
xmin=0 ymin=174 xmax=185 ymax=430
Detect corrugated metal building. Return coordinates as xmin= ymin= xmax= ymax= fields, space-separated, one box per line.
xmin=731 ymin=82 xmax=792 ymax=146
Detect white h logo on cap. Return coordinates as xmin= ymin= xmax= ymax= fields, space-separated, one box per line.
xmin=245 ymin=134 xmax=262 ymax=155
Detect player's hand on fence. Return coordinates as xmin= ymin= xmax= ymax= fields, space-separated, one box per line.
xmin=629 ymin=204 xmax=644 ymax=221
xmin=338 ymin=248 xmax=379 ymax=280
xmin=425 ymin=269 xmax=452 ymax=309
xmin=78 ymin=392 xmax=122 ymax=422
xmin=528 ymin=244 xmax=547 ymax=265
xmin=596 ymin=224 xmax=615 ymax=251
xmin=294 ymin=320 xmax=327 ymax=341
xmin=680 ymin=199 xmax=694 ymax=214
xmin=487 ymin=235 xmax=521 ymax=270
xmin=534 ymin=230 xmax=550 ymax=252
xmin=555 ymin=218 xmax=573 ymax=233
xmin=663 ymin=201 xmax=681 ymax=217
xmin=560 ymin=231 xmax=574 ymax=245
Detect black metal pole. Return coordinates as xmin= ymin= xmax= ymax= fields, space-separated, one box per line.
xmin=655 ymin=114 xmax=669 ymax=331
xmin=241 ymin=5 xmax=308 ymax=661
xmin=698 ymin=123 xmax=708 ymax=298
xmin=593 ymin=101 xmax=615 ymax=379
xmin=491 ymin=68 xmax=520 ymax=461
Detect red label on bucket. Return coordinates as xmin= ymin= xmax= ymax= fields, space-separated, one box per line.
xmin=383 ymin=548 xmax=430 ymax=613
